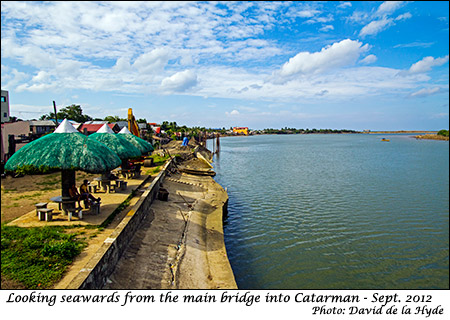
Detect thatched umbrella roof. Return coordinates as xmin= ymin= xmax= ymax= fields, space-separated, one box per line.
xmin=89 ymin=124 xmax=142 ymax=160
xmin=5 ymin=119 xmax=121 ymax=173
xmin=118 ymin=127 xmax=154 ymax=154
xmin=5 ymin=119 xmax=122 ymax=207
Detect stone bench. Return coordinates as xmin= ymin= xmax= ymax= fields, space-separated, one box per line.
xmin=89 ymin=202 xmax=101 ymax=215
xmin=35 ymin=202 xmax=48 ymax=215
xmin=114 ymin=179 xmax=127 ymax=191
xmin=67 ymin=207 xmax=83 ymax=221
xmin=38 ymin=208 xmax=54 ymax=221
xmin=107 ymin=183 xmax=116 ymax=193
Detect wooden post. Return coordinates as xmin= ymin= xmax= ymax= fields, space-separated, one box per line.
xmin=61 ymin=169 xmax=76 ymax=211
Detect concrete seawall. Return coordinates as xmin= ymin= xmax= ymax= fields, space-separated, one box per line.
xmin=65 ymin=156 xmax=236 ymax=289
xmin=66 ymin=160 xmax=173 ymax=289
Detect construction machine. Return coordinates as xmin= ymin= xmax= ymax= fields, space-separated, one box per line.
xmin=126 ymin=108 xmax=155 ymax=168
xmin=128 ymin=108 xmax=140 ymax=137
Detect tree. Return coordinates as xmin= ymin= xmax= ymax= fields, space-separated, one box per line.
xmin=40 ymin=104 xmax=92 ymax=123
xmin=104 ymin=115 xmax=126 ymax=123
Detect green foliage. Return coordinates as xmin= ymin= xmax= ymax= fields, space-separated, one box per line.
xmin=148 ymin=154 xmax=170 ymax=166
xmin=14 ymin=164 xmax=58 ymax=176
xmin=1 ymin=226 xmax=86 ymax=289
xmin=437 ymin=129 xmax=449 ymax=137
xmin=104 ymin=115 xmax=126 ymax=123
xmin=40 ymin=104 xmax=93 ymax=123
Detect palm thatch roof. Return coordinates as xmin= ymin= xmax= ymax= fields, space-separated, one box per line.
xmin=5 ymin=119 xmax=121 ymax=173
xmin=89 ymin=124 xmax=142 ymax=160
xmin=118 ymin=127 xmax=154 ymax=154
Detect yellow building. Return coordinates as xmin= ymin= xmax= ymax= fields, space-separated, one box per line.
xmin=233 ymin=127 xmax=248 ymax=135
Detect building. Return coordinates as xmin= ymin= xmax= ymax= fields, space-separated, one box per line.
xmin=29 ymin=120 xmax=57 ymax=135
xmin=233 ymin=127 xmax=249 ymax=135
xmin=1 ymin=120 xmax=56 ymax=162
xmin=77 ymin=123 xmax=120 ymax=135
xmin=114 ymin=121 xmax=129 ymax=131
xmin=1 ymin=90 xmax=10 ymax=123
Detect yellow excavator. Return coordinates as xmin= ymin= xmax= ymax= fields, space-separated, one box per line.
xmin=127 ymin=108 xmax=155 ymax=167
xmin=128 ymin=108 xmax=140 ymax=137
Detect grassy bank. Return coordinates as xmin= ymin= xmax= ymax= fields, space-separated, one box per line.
xmin=1 ymin=225 xmax=88 ymax=288
xmin=415 ymin=134 xmax=449 ymax=141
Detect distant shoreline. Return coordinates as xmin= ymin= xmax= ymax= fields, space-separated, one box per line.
xmin=368 ymin=131 xmax=438 ymax=134
xmin=414 ymin=134 xmax=449 ymax=141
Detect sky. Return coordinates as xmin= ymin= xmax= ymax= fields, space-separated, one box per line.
xmin=1 ymin=1 xmax=449 ymax=131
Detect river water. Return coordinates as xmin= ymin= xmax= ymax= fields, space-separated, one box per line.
xmin=209 ymin=134 xmax=449 ymax=289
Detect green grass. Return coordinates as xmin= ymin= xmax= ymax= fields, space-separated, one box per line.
xmin=36 ymin=179 xmax=60 ymax=187
xmin=13 ymin=192 xmax=43 ymax=201
xmin=147 ymin=153 xmax=171 ymax=166
xmin=1 ymin=188 xmax=17 ymax=193
xmin=1 ymin=225 xmax=87 ymax=289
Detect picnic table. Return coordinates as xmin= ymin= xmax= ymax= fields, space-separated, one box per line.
xmin=50 ymin=195 xmax=78 ymax=217
xmin=93 ymin=177 xmax=126 ymax=193
xmin=117 ymin=166 xmax=142 ymax=179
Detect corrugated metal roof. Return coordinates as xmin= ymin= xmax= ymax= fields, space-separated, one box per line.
xmin=29 ymin=120 xmax=56 ymax=126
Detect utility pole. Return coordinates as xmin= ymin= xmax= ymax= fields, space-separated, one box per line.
xmin=53 ymin=101 xmax=58 ymax=126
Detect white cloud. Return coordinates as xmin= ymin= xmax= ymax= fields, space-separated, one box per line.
xmin=376 ymin=1 xmax=405 ymax=16
xmin=394 ymin=42 xmax=434 ymax=49
xmin=31 ymin=71 xmax=50 ymax=82
xmin=133 ymin=48 xmax=170 ymax=74
xmin=319 ymin=25 xmax=334 ymax=32
xmin=407 ymin=55 xmax=449 ymax=74
xmin=347 ymin=11 xmax=370 ymax=24
xmin=360 ymin=54 xmax=378 ymax=65
xmin=337 ymin=2 xmax=352 ymax=9
xmin=359 ymin=17 xmax=394 ymax=37
xmin=410 ymin=87 xmax=442 ymax=97
xmin=226 ymin=110 xmax=240 ymax=116
xmin=113 ymin=57 xmax=132 ymax=72
xmin=358 ymin=2 xmax=410 ymax=38
xmin=395 ymin=12 xmax=412 ymax=21
xmin=277 ymin=39 xmax=369 ymax=78
xmin=305 ymin=14 xmax=334 ymax=25
xmin=161 ymin=70 xmax=198 ymax=93
xmin=285 ymin=7 xmax=321 ymax=19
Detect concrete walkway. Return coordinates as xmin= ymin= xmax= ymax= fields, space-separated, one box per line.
xmin=103 ymin=163 xmax=236 ymax=289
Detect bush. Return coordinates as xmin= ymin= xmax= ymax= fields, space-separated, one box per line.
xmin=437 ymin=129 xmax=449 ymax=137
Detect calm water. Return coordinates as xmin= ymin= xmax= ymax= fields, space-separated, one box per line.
xmin=209 ymin=134 xmax=449 ymax=289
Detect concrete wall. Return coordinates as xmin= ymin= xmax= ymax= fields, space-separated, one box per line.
xmin=66 ymin=159 xmax=174 ymax=289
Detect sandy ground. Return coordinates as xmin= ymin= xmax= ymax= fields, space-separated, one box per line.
xmin=2 ymin=141 xmax=236 ymax=289
xmin=1 ymin=171 xmax=98 ymax=224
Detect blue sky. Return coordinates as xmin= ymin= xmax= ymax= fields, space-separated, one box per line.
xmin=1 ymin=1 xmax=449 ymax=130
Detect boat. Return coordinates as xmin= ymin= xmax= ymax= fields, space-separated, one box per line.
xmin=381 ymin=138 xmax=390 ymax=142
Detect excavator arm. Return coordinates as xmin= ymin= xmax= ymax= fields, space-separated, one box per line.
xmin=128 ymin=108 xmax=140 ymax=137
